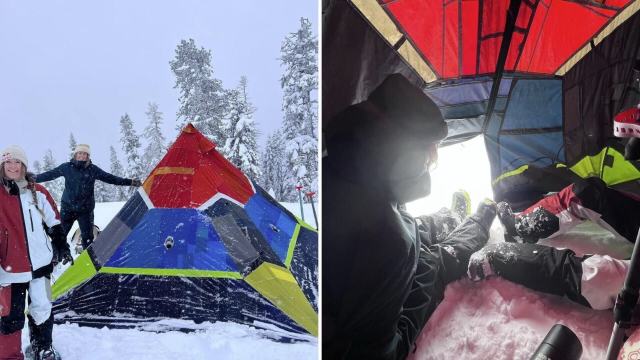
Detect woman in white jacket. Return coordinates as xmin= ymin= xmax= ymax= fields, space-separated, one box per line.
xmin=0 ymin=145 xmax=72 ymax=360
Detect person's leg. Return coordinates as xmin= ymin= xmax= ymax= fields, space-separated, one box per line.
xmin=59 ymin=208 xmax=79 ymax=238
xmin=0 ymin=282 xmax=28 ymax=360
xmin=393 ymin=201 xmax=495 ymax=359
xmin=468 ymin=242 xmax=593 ymax=307
xmin=27 ymin=276 xmax=53 ymax=351
xmin=77 ymin=211 xmax=95 ymax=249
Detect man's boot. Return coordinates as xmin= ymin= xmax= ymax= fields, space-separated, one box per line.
xmin=497 ymin=202 xmax=560 ymax=243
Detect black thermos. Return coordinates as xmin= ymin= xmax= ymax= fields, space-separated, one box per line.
xmin=530 ymin=324 xmax=582 ymax=360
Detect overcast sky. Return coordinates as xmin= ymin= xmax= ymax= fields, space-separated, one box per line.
xmin=0 ymin=0 xmax=317 ymax=171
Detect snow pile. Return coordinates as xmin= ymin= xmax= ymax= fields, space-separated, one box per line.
xmin=24 ymin=321 xmax=316 ymax=360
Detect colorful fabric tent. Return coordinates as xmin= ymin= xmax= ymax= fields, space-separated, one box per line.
xmin=52 ymin=124 xmax=318 ymax=336
xmin=324 ymin=0 xmax=640 ymax=210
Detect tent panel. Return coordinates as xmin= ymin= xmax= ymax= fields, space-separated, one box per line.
xmin=92 ymin=191 xmax=149 ymax=267
xmin=245 ymin=192 xmax=297 ymax=264
xmin=563 ymin=9 xmax=640 ymax=164
xmin=51 ymin=251 xmax=97 ymax=300
xmin=205 ymin=200 xmax=283 ymax=268
xmin=245 ymin=262 xmax=318 ymax=336
xmin=290 ymin=226 xmax=319 ymax=312
xmin=145 ymin=124 xmax=254 ymax=208
xmin=443 ymin=0 xmax=461 ymax=78
xmin=104 ymin=209 xmax=237 ymax=272
xmin=502 ymin=79 xmax=562 ymax=130
xmin=385 ymin=0 xmax=445 ymax=78
xmin=519 ymin=1 xmax=613 ymax=74
xmin=461 ymin=0 xmax=479 ymax=76
xmin=53 ymin=273 xmax=307 ymax=334
xmin=499 ymin=132 xmax=564 ymax=172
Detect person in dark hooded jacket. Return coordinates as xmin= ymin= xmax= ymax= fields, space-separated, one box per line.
xmin=35 ymin=144 xmax=141 ymax=250
xmin=323 ymin=73 xmax=497 ymax=360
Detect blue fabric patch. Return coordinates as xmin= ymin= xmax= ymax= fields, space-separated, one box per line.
xmin=105 ymin=208 xmax=237 ymax=271
xmin=245 ymin=193 xmax=297 ymax=263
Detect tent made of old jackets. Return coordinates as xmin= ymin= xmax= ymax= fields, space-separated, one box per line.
xmin=51 ymin=124 xmax=318 ymax=336
xmin=324 ymin=0 xmax=640 ymax=210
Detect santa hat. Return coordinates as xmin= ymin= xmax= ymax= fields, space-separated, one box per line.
xmin=1 ymin=145 xmax=28 ymax=167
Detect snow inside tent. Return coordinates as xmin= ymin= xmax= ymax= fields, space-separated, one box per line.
xmin=50 ymin=124 xmax=318 ymax=338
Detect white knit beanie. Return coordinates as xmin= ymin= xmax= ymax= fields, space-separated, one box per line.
xmin=1 ymin=145 xmax=28 ymax=167
xmin=74 ymin=144 xmax=91 ymax=156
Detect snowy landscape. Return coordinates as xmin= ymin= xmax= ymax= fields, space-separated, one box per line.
xmin=40 ymin=201 xmax=318 ymax=360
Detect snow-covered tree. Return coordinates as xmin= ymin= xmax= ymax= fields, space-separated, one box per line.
xmin=41 ymin=150 xmax=64 ymax=203
xmin=68 ymin=133 xmax=77 ymax=160
xmin=109 ymin=146 xmax=128 ymax=201
xmin=260 ymin=131 xmax=289 ymax=201
xmin=223 ymin=76 xmax=261 ymax=181
xmin=170 ymin=38 xmax=228 ymax=144
xmin=94 ymin=179 xmax=110 ymax=203
xmin=32 ymin=160 xmax=42 ymax=174
xmin=142 ymin=102 xmax=166 ymax=175
xmin=119 ymin=113 xmax=144 ymax=181
xmin=279 ymin=17 xmax=318 ymax=200
xmin=120 ymin=114 xmax=145 ymax=194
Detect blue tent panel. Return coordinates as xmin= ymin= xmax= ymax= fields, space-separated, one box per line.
xmin=502 ymin=79 xmax=562 ymax=130
xmin=245 ymin=192 xmax=298 ymax=263
xmin=498 ymin=132 xmax=565 ymax=171
xmin=426 ymin=78 xmax=512 ymax=106
xmin=104 ymin=208 xmax=237 ymax=272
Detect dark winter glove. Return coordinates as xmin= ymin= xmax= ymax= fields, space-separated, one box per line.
xmin=53 ymin=245 xmax=74 ymax=266
xmin=131 ymin=179 xmax=142 ymax=187
xmin=49 ymin=224 xmax=74 ymax=265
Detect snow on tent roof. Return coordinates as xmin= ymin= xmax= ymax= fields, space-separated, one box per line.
xmin=51 ymin=123 xmax=318 ymax=336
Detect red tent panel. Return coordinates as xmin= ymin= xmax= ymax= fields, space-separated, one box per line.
xmin=387 ymin=0 xmax=445 ymax=77
xmin=461 ymin=0 xmax=480 ymax=76
xmin=517 ymin=1 xmax=617 ymax=74
xmin=143 ymin=124 xmax=254 ymax=208
xmin=377 ymin=0 xmax=632 ymax=80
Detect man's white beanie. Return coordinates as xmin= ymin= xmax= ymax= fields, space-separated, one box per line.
xmin=74 ymin=144 xmax=91 ymax=156
xmin=1 ymin=145 xmax=28 ymax=167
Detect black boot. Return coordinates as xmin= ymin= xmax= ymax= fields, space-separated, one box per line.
xmin=497 ymin=202 xmax=518 ymax=242
xmin=33 ymin=345 xmax=60 ymax=360
xmin=474 ymin=199 xmax=497 ymax=232
xmin=497 ymin=202 xmax=560 ymax=243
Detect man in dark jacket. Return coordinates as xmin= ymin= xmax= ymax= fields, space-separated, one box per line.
xmin=36 ymin=144 xmax=141 ymax=250
xmin=323 ymin=74 xmax=497 ymax=359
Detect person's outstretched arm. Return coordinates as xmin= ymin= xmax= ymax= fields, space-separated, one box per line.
xmin=94 ymin=165 xmax=139 ymax=186
xmin=35 ymin=164 xmax=66 ymax=182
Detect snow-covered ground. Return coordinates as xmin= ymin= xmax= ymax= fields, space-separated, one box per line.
xmin=404 ymin=136 xmax=631 ymax=360
xmin=29 ymin=200 xmax=318 ymax=360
